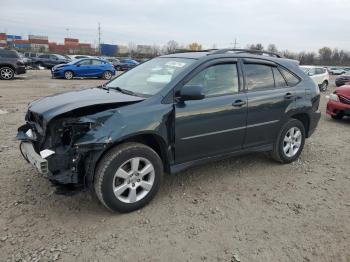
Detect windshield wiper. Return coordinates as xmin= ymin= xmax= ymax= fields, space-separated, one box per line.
xmin=112 ymin=86 xmax=137 ymax=96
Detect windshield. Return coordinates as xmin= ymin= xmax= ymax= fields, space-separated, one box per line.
xmin=106 ymin=57 xmax=195 ymax=96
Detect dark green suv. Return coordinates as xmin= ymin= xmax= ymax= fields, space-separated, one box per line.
xmin=17 ymin=49 xmax=321 ymax=212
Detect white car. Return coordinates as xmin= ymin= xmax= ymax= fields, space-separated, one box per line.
xmin=328 ymin=67 xmax=346 ymax=75
xmin=300 ymin=66 xmax=329 ymax=91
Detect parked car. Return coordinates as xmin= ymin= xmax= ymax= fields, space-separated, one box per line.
xmin=32 ymin=54 xmax=70 ymax=69
xmin=328 ymin=67 xmax=346 ymax=75
xmin=68 ymin=55 xmax=91 ymax=60
xmin=326 ymin=85 xmax=350 ymax=119
xmin=51 ymin=58 xmax=116 ymax=80
xmin=335 ymin=74 xmax=350 ymax=87
xmin=17 ymin=49 xmax=321 ymax=212
xmin=114 ymin=58 xmax=139 ymax=71
xmin=0 ymin=49 xmax=26 ymax=80
xmin=300 ymin=66 xmax=329 ymax=91
xmin=18 ymin=52 xmax=32 ymax=67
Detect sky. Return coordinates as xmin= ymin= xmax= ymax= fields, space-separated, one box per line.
xmin=0 ymin=0 xmax=349 ymax=52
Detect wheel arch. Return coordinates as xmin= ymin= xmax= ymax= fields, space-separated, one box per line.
xmin=290 ymin=113 xmax=310 ymax=137
xmin=0 ymin=64 xmax=15 ymax=71
xmin=89 ymin=132 xmax=170 ymax=186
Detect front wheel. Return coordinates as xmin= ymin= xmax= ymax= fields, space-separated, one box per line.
xmin=0 ymin=67 xmax=15 ymax=80
xmin=94 ymin=142 xmax=163 ymax=213
xmin=64 ymin=70 xmax=74 ymax=80
xmin=271 ymin=119 xmax=305 ymax=164
xmin=102 ymin=70 xmax=112 ymax=80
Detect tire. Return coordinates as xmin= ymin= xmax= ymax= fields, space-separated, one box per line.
xmin=271 ymin=119 xmax=305 ymax=164
xmin=102 ymin=70 xmax=112 ymax=80
xmin=94 ymin=142 xmax=163 ymax=213
xmin=331 ymin=113 xmax=344 ymax=120
xmin=319 ymin=81 xmax=328 ymax=92
xmin=0 ymin=67 xmax=15 ymax=80
xmin=64 ymin=70 xmax=74 ymax=80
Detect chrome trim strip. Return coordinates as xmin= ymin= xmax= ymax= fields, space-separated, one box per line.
xmin=246 ymin=119 xmax=279 ymax=128
xmin=181 ymin=120 xmax=279 ymax=140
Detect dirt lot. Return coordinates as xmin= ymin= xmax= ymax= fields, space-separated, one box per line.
xmin=0 ymin=70 xmax=349 ymax=262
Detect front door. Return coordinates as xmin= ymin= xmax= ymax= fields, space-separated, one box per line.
xmin=175 ymin=61 xmax=247 ymax=164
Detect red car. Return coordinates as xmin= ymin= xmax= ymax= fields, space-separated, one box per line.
xmin=326 ymin=85 xmax=350 ymax=119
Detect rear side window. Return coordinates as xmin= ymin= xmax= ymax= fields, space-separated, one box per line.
xmin=279 ymin=67 xmax=300 ymax=86
xmin=91 ymin=60 xmax=103 ymax=65
xmin=273 ymin=67 xmax=287 ymax=87
xmin=0 ymin=50 xmax=19 ymax=58
xmin=245 ymin=64 xmax=275 ymax=91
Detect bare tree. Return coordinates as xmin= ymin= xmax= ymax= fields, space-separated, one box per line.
xmin=267 ymin=44 xmax=278 ymax=53
xmin=128 ymin=42 xmax=137 ymax=56
xmin=166 ymin=40 xmax=179 ymax=54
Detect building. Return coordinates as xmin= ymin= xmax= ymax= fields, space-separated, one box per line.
xmin=117 ymin=45 xmax=128 ymax=54
xmin=136 ymin=45 xmax=153 ymax=55
xmin=13 ymin=39 xmax=30 ymax=50
xmin=29 ymin=35 xmax=49 ymax=52
xmin=0 ymin=33 xmax=6 ymax=47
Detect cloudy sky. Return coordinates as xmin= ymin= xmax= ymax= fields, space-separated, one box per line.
xmin=1 ymin=0 xmax=349 ymax=51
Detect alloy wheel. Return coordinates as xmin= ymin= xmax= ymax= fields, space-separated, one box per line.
xmin=283 ymin=127 xmax=302 ymax=158
xmin=113 ymin=157 xmax=155 ymax=203
xmin=0 ymin=68 xmax=14 ymax=80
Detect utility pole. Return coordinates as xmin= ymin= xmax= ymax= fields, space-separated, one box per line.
xmin=98 ymin=22 xmax=101 ymax=54
xmin=230 ymin=38 xmax=239 ymax=49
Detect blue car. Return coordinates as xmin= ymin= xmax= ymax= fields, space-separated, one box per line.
xmin=114 ymin=59 xmax=139 ymax=71
xmin=51 ymin=58 xmax=116 ymax=80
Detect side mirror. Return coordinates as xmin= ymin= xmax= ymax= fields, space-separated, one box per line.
xmin=179 ymin=85 xmax=205 ymax=101
xmin=308 ymin=72 xmax=314 ymax=76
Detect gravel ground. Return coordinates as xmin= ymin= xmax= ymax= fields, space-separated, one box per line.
xmin=0 ymin=70 xmax=349 ymax=262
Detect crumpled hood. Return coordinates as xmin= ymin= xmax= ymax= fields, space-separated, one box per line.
xmin=27 ymin=87 xmax=144 ymax=123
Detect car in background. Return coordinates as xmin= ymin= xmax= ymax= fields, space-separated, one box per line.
xmin=18 ymin=52 xmax=32 ymax=67
xmin=328 ymin=67 xmax=346 ymax=75
xmin=335 ymin=74 xmax=350 ymax=87
xmin=32 ymin=54 xmax=70 ymax=69
xmin=114 ymin=58 xmax=139 ymax=71
xmin=300 ymin=66 xmax=329 ymax=91
xmin=51 ymin=58 xmax=115 ymax=80
xmin=0 ymin=49 xmax=26 ymax=80
xmin=68 ymin=55 xmax=91 ymax=60
xmin=326 ymin=85 xmax=350 ymax=119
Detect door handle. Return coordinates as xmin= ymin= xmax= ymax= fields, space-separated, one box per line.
xmin=284 ymin=93 xmax=294 ymax=99
xmin=232 ymin=100 xmax=246 ymax=107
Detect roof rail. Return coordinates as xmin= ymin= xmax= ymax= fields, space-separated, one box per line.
xmin=209 ymin=48 xmax=282 ymax=58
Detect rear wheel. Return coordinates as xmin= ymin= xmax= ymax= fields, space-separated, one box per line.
xmin=94 ymin=142 xmax=163 ymax=213
xmin=64 ymin=70 xmax=74 ymax=80
xmin=271 ymin=119 xmax=305 ymax=163
xmin=0 ymin=67 xmax=15 ymax=80
xmin=319 ymin=81 xmax=328 ymax=92
xmin=102 ymin=70 xmax=112 ymax=80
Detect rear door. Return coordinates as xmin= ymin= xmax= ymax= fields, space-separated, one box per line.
xmin=243 ymin=59 xmax=298 ymax=148
xmin=90 ymin=59 xmax=104 ymax=76
xmin=174 ymin=59 xmax=247 ymax=163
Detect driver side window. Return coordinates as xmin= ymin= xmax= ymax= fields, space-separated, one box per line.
xmin=184 ymin=63 xmax=239 ymax=97
xmin=78 ymin=59 xmax=91 ymax=66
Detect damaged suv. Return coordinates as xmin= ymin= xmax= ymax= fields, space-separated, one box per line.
xmin=17 ymin=49 xmax=321 ymax=212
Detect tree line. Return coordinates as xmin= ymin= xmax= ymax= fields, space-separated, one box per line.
xmin=142 ymin=41 xmax=350 ymax=66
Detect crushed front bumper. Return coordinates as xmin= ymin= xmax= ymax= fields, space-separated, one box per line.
xmin=20 ymin=142 xmax=48 ymax=175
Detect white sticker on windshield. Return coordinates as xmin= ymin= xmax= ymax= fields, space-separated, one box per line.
xmin=165 ymin=61 xmax=186 ymax=68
